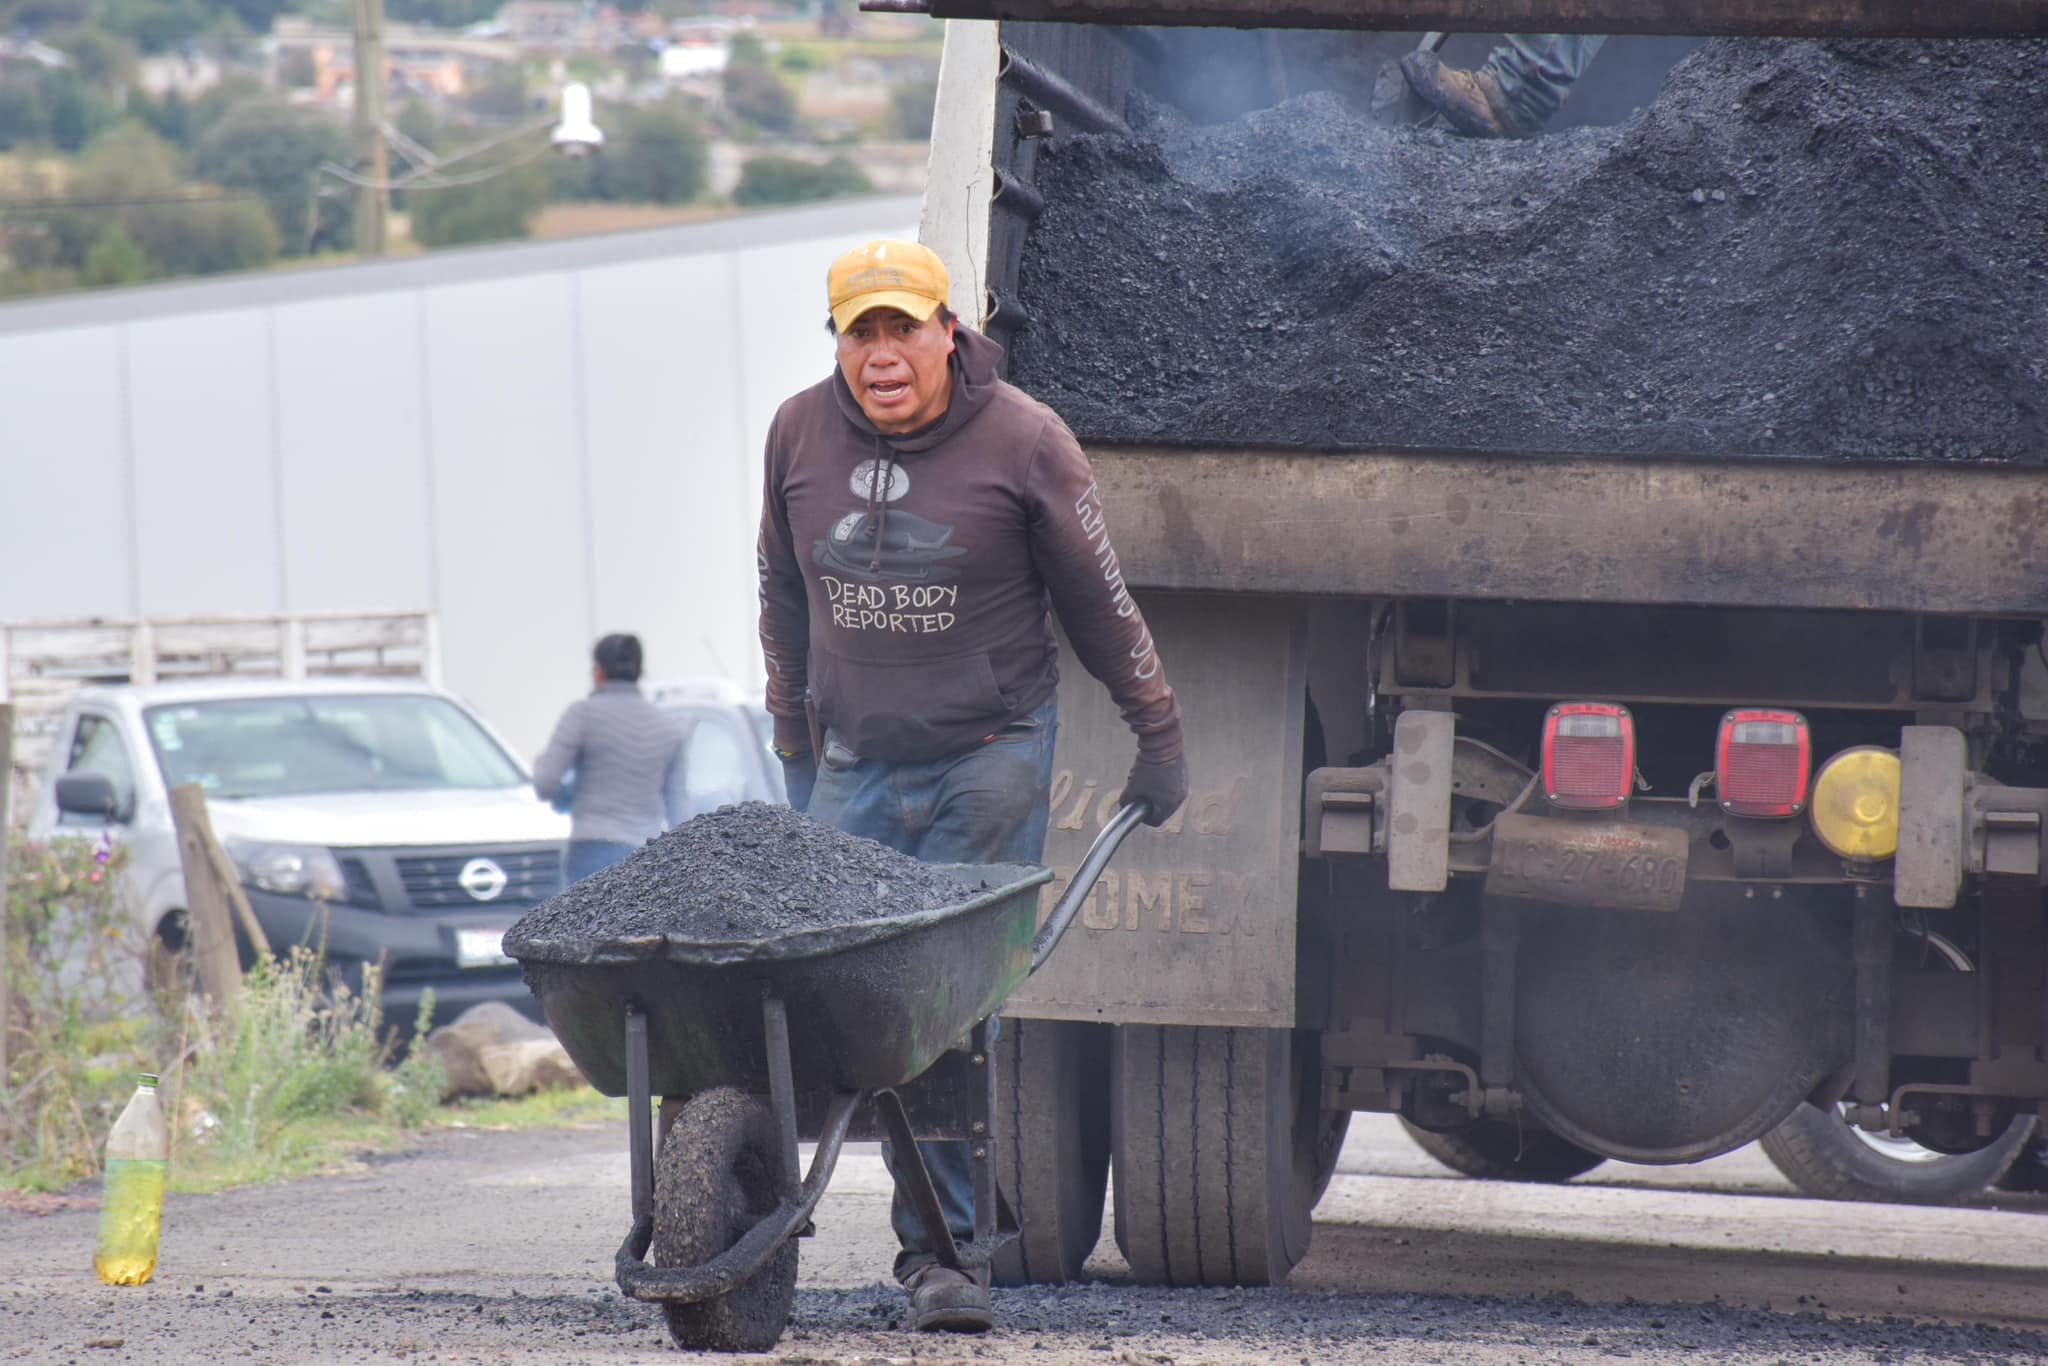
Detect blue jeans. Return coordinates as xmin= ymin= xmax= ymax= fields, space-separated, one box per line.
xmin=565 ymin=839 xmax=636 ymax=883
xmin=1485 ymin=33 xmax=1607 ymax=130
xmin=804 ymin=696 xmax=1057 ymax=1277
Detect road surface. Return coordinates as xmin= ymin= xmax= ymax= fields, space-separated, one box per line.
xmin=5 ymin=1115 xmax=2047 ymax=1364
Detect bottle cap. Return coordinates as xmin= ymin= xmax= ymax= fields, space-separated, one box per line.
xmin=138 ymin=1073 xmax=159 ymax=1088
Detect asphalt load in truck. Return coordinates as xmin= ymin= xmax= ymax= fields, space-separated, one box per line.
xmin=1009 ymin=39 xmax=2048 ymax=463
xmin=504 ymin=802 xmax=1006 ymax=957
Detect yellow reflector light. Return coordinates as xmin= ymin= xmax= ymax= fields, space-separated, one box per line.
xmin=1809 ymin=746 xmax=1902 ymax=861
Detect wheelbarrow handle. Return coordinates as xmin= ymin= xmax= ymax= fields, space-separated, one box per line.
xmin=1030 ymin=801 xmax=1150 ymax=972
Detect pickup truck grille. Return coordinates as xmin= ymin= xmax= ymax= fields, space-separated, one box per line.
xmin=394 ymin=848 xmax=562 ymax=908
xmin=338 ymin=857 xmax=382 ymax=910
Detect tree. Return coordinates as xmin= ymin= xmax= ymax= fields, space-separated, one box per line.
xmin=275 ymin=46 xmax=318 ymax=91
xmin=386 ymin=0 xmax=498 ymax=26
xmin=407 ymin=158 xmax=548 ymax=248
xmin=462 ymin=63 xmax=532 ymax=121
xmin=81 ymin=223 xmax=150 ymax=287
xmin=720 ymin=35 xmax=799 ymax=135
xmin=69 ymin=122 xmax=282 ymax=277
xmin=549 ymin=98 xmax=709 ymax=206
xmin=0 ymin=80 xmax=49 ymax=150
xmin=41 ymin=70 xmax=120 ymax=151
xmin=186 ymin=74 xmax=267 ymax=146
xmin=49 ymin=28 xmax=138 ymax=92
xmin=890 ymin=79 xmax=936 ymax=141
xmin=97 ymin=0 xmax=211 ymax=53
xmin=600 ymin=98 xmax=707 ymax=203
xmin=136 ymin=194 xmax=279 ymax=273
xmin=722 ymin=62 xmax=795 ymax=134
xmin=733 ymin=154 xmax=870 ymax=208
xmin=126 ymin=88 xmax=193 ymax=148
xmin=191 ymin=97 xmax=352 ymax=254
xmin=1 ymin=0 xmax=91 ymax=27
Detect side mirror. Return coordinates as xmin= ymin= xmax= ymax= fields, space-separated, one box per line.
xmin=55 ymin=773 xmax=122 ymax=822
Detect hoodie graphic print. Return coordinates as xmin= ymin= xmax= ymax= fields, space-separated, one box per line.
xmin=757 ymin=326 xmax=1182 ymax=766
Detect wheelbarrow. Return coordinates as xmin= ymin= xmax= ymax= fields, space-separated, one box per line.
xmin=508 ymin=803 xmax=1149 ymax=1352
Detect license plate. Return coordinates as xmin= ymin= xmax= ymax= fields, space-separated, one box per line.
xmin=455 ymin=927 xmax=513 ymax=968
xmin=1485 ymin=812 xmax=1689 ymax=912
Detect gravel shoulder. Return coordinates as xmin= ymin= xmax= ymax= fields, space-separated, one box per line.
xmin=6 ymin=1116 xmax=2048 ymax=1364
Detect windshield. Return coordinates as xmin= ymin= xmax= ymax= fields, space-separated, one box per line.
xmin=143 ymin=694 xmax=525 ymax=799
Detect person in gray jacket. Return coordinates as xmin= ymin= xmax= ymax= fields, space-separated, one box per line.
xmin=533 ymin=633 xmax=689 ymax=882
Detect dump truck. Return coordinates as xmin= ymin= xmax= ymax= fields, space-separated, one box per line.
xmin=883 ymin=0 xmax=2048 ymax=1285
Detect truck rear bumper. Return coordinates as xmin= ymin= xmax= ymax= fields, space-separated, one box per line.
xmin=1308 ymin=721 xmax=2048 ymax=908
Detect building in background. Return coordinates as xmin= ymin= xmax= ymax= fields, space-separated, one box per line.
xmin=0 ymin=195 xmax=920 ymax=760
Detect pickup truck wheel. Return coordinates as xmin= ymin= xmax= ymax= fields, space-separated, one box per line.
xmin=1398 ymin=1116 xmax=1606 ymax=1182
xmin=1111 ymin=1025 xmax=1341 ymax=1287
xmin=1761 ymin=1102 xmax=2035 ymax=1204
xmin=991 ymin=1018 xmax=1110 ymax=1285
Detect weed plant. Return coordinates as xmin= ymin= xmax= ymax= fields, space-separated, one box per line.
xmin=0 ymin=833 xmax=144 ymax=1187
xmin=4 ymin=833 xmax=445 ymax=1192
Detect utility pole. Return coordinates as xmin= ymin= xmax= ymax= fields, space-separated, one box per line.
xmin=0 ymin=703 xmax=12 ymax=1082
xmin=351 ymin=0 xmax=389 ymax=256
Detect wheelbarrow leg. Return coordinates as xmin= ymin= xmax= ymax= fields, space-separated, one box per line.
xmin=969 ymin=1018 xmax=999 ymax=1257
xmin=875 ymin=1018 xmax=1006 ymax=1273
xmin=762 ymin=995 xmax=801 ymax=1187
xmin=625 ymin=1004 xmax=654 ymax=1246
xmin=875 ymin=1088 xmax=962 ymax=1271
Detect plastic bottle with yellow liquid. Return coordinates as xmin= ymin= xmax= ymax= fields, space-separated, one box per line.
xmin=94 ymin=1073 xmax=168 ymax=1286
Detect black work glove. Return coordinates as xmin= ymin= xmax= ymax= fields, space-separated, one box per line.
xmin=779 ymin=751 xmax=818 ymax=813
xmin=1119 ymin=752 xmax=1189 ymax=828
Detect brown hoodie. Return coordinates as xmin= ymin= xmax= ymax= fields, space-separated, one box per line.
xmin=758 ymin=326 xmax=1182 ymax=765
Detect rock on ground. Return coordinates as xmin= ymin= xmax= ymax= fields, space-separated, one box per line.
xmin=425 ymin=1001 xmax=552 ymax=1099
xmin=476 ymin=1038 xmax=586 ymax=1097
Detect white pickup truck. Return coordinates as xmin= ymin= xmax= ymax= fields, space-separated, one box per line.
xmin=25 ymin=676 xmax=569 ymax=1027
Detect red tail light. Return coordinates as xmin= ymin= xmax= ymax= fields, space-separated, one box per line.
xmin=1542 ymin=702 xmax=1635 ymax=811
xmin=1716 ymin=709 xmax=1811 ymax=817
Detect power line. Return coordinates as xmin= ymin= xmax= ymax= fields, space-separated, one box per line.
xmin=0 ymin=191 xmax=272 ymax=211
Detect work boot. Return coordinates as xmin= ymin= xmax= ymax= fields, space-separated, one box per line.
xmin=1398 ymin=51 xmax=1527 ymax=139
xmin=901 ymin=1260 xmax=993 ymax=1333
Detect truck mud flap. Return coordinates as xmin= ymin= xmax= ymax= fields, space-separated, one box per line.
xmin=1008 ymin=592 xmax=1305 ymax=1028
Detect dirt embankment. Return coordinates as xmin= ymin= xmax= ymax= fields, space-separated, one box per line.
xmin=1012 ymin=39 xmax=2048 ymax=464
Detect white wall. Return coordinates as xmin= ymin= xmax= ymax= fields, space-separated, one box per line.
xmin=0 ymin=197 xmax=921 ymax=758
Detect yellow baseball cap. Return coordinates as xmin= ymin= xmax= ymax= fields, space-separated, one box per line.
xmin=827 ymin=239 xmax=951 ymax=333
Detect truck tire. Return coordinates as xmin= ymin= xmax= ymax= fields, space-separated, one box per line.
xmin=1398 ymin=1116 xmax=1606 ymax=1182
xmin=1760 ymin=1101 xmax=2035 ymax=1205
xmin=1111 ymin=1025 xmax=1339 ymax=1287
xmin=1760 ymin=924 xmax=2033 ymax=1205
xmin=991 ymin=1018 xmax=1110 ymax=1285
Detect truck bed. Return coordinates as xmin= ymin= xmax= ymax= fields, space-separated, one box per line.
xmin=922 ymin=26 xmax=2047 ymax=608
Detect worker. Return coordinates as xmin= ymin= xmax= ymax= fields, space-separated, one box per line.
xmin=1400 ymin=34 xmax=1607 ymax=138
xmin=533 ymin=633 xmax=689 ymax=883
xmin=757 ymin=239 xmax=1189 ymax=1333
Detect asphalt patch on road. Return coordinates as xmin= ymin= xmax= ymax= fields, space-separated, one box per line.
xmin=505 ymin=802 xmax=1002 ymax=956
xmin=781 ymin=1282 xmax=2048 ymax=1362
xmin=1012 ymin=39 xmax=2048 ymax=463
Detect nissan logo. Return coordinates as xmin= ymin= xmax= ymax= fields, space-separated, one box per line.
xmin=459 ymin=858 xmax=509 ymax=903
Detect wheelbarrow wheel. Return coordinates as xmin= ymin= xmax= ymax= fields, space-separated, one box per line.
xmin=653 ymin=1087 xmax=799 ymax=1353
xmin=992 ymin=1018 xmax=1110 ymax=1285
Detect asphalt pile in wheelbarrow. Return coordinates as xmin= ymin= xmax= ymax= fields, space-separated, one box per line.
xmin=505 ymin=802 xmax=1005 ymax=956
xmin=1009 ymin=38 xmax=2048 ymax=462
